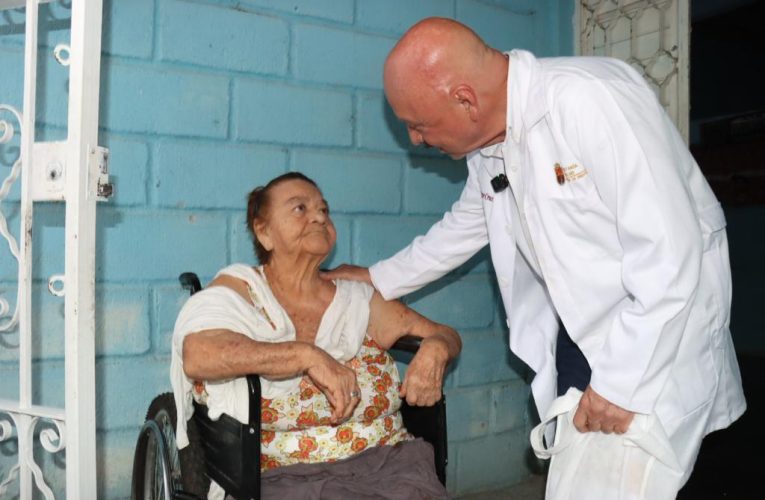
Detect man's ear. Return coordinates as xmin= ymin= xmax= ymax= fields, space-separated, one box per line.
xmin=254 ymin=222 xmax=274 ymax=252
xmin=453 ymin=85 xmax=479 ymax=122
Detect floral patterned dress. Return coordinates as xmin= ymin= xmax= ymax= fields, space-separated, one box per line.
xmin=259 ymin=336 xmax=412 ymax=470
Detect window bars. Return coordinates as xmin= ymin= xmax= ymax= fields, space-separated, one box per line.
xmin=0 ymin=1 xmax=109 ymax=498
xmin=578 ymin=0 xmax=690 ymax=142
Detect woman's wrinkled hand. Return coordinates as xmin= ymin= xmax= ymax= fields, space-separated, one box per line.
xmin=400 ymin=337 xmax=449 ymax=406
xmin=305 ymin=347 xmax=361 ymax=424
xmin=573 ymin=385 xmax=634 ymax=434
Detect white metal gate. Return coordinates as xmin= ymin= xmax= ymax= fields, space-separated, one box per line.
xmin=577 ymin=0 xmax=690 ymax=142
xmin=0 ymin=0 xmax=109 ymax=498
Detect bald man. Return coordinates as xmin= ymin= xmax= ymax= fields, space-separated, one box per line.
xmin=323 ymin=17 xmax=745 ymax=497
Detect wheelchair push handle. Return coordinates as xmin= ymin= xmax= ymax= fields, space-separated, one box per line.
xmin=179 ymin=272 xmax=202 ymax=295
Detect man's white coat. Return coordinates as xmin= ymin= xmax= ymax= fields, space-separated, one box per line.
xmin=371 ymin=50 xmax=745 ymax=470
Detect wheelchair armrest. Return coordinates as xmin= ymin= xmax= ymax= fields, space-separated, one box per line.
xmin=389 ymin=334 xmax=448 ymax=485
xmin=246 ymin=374 xmax=262 ymax=433
xmin=400 ymin=398 xmax=447 ymax=486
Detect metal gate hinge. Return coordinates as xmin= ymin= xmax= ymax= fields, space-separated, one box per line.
xmin=89 ymin=145 xmax=113 ymax=201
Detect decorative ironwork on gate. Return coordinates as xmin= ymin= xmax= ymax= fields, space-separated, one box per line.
xmin=0 ymin=1 xmax=109 ymax=498
xmin=578 ymin=0 xmax=690 ymax=141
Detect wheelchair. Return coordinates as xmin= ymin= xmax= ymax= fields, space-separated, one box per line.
xmin=131 ymin=272 xmax=448 ymax=500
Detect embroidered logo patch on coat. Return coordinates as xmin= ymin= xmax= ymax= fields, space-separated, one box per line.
xmin=554 ymin=163 xmax=588 ymax=184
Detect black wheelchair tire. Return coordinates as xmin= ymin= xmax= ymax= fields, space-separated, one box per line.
xmin=132 ymin=417 xmax=173 ymax=499
xmin=132 ymin=393 xmax=209 ymax=499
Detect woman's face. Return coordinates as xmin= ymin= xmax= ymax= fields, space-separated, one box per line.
xmin=255 ymin=179 xmax=336 ymax=262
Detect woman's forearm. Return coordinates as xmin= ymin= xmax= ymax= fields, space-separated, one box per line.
xmin=182 ymin=329 xmax=316 ymax=381
xmin=425 ymin=327 xmax=462 ymax=362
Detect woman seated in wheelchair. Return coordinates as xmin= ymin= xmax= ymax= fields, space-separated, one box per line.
xmin=170 ymin=172 xmax=460 ymax=499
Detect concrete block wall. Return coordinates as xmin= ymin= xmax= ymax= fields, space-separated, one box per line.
xmin=0 ymin=0 xmax=573 ymax=497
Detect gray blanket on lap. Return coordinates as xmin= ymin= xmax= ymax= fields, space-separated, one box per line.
xmin=260 ymin=438 xmax=449 ymax=499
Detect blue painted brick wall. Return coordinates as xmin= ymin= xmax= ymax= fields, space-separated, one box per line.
xmin=158 ymin=0 xmax=290 ymax=75
xmin=0 ymin=1 xmax=575 ymax=497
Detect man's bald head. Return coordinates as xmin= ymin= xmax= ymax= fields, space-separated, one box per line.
xmin=383 ymin=17 xmax=509 ymax=159
xmin=384 ymin=17 xmax=489 ymax=99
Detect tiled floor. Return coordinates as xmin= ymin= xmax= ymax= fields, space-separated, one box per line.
xmin=455 ymin=354 xmax=762 ymax=500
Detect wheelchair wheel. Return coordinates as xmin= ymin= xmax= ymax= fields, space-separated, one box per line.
xmin=131 ymin=393 xmax=209 ymax=499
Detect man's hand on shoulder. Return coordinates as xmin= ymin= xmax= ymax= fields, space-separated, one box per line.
xmin=320 ymin=264 xmax=373 ymax=285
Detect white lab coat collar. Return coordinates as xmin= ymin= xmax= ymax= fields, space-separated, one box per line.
xmin=478 ymin=50 xmax=546 ymax=159
xmin=507 ymin=49 xmax=547 ymax=145
xmin=478 ymin=142 xmax=504 ymax=159
xmin=478 ymin=50 xmax=517 ymax=160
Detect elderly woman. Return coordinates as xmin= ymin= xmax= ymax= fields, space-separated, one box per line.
xmin=170 ymin=172 xmax=460 ymax=499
